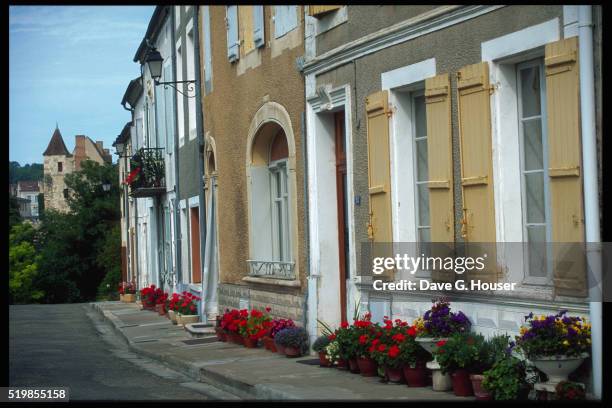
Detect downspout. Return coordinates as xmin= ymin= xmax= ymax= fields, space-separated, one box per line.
xmin=193 ymin=5 xmax=209 ymax=322
xmin=577 ymin=5 xmax=601 ymax=400
xmin=300 ymin=110 xmax=310 ymax=334
xmin=171 ymin=6 xmax=183 ymax=291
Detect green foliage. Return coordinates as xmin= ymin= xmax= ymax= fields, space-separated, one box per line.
xmin=9 ymin=223 xmax=44 ymax=303
xmin=9 ymin=195 xmax=23 ymax=229
xmin=434 ymin=332 xmax=488 ymax=374
xmin=482 ymin=356 xmax=527 ymax=400
xmin=9 ymin=161 xmax=43 ymax=183
xmin=313 ymin=335 xmax=331 ymax=352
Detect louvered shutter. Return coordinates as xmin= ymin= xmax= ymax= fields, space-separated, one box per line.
xmin=544 ymin=37 xmax=586 ymax=297
xmin=366 ymin=91 xmax=394 ymax=282
xmin=457 ymin=62 xmax=498 ymax=283
xmin=226 ymin=5 xmax=239 ymax=62
xmin=425 ymin=74 xmax=455 ymax=283
xmin=253 ymin=5 xmax=265 ymax=48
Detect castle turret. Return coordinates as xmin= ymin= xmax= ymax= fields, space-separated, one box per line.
xmin=42 ymin=126 xmax=73 ymax=212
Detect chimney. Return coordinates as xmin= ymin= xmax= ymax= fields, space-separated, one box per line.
xmin=96 ymin=141 xmax=104 ymax=150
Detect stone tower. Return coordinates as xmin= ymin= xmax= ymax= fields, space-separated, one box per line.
xmin=42 ymin=126 xmax=74 ymax=213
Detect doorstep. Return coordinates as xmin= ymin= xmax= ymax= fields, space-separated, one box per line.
xmin=90 ymin=302 xmax=472 ymax=401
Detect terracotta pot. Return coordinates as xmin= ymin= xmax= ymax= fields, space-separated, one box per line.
xmin=243 ymin=337 xmax=258 ymax=348
xmin=385 ymin=366 xmax=404 ymax=383
xmin=156 ymin=304 xmax=166 ymax=316
xmin=276 ymin=343 xmax=286 ymax=355
xmin=284 ymin=346 xmax=302 ymax=358
xmin=348 ymin=358 xmax=361 ymax=373
xmin=337 ymin=359 xmax=348 ymax=370
xmin=229 ymin=333 xmax=243 ymax=345
xmin=215 ymin=327 xmax=227 ymax=342
xmin=318 ymin=351 xmax=332 ymax=367
xmin=451 ymin=369 xmax=474 ymax=397
xmin=403 ymin=364 xmax=428 ymax=387
xmin=469 ymin=374 xmax=492 ymax=401
xmin=263 ymin=336 xmax=277 ymax=352
xmin=357 ymin=357 xmax=377 ymax=377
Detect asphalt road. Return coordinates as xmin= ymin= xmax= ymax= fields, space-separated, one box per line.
xmin=9 ymin=304 xmax=211 ymax=401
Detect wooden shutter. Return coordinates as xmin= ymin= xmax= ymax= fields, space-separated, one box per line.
xmin=309 ymin=5 xmax=341 ymax=18
xmin=253 ymin=5 xmax=265 ymax=48
xmin=365 ymin=91 xmax=394 ymax=281
xmin=239 ymin=6 xmax=254 ymax=55
xmin=457 ymin=62 xmax=498 ymax=283
xmin=425 ymin=74 xmax=455 ymax=283
xmin=226 ymin=6 xmax=239 ymax=62
xmin=544 ymin=37 xmax=586 ymax=297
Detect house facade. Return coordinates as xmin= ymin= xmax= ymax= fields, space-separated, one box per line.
xmin=302 ymin=4 xmax=601 ymax=392
xmin=16 ymin=180 xmax=42 ymax=220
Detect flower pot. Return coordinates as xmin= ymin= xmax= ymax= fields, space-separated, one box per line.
xmin=415 ymin=336 xmax=448 ymax=365
xmin=156 ymin=304 xmax=166 ymax=316
xmin=168 ymin=310 xmax=177 ymax=324
xmin=403 ymin=364 xmax=428 ymax=387
xmin=348 ymin=358 xmax=361 ymax=374
xmin=215 ymin=327 xmax=227 ymax=342
xmin=337 ymin=359 xmax=348 ymax=370
xmin=284 ymin=346 xmax=302 ymax=358
xmin=123 ymin=294 xmax=135 ymax=302
xmin=178 ymin=313 xmax=199 ymax=326
xmin=262 ymin=336 xmax=277 ymax=352
xmin=357 ymin=357 xmax=378 ymax=377
xmin=451 ymin=369 xmax=474 ymax=397
xmin=530 ymin=354 xmax=587 ymax=386
xmin=432 ymin=369 xmax=452 ymax=391
xmin=119 ymin=294 xmax=124 ymax=302
xmin=276 ymin=343 xmax=286 ymax=355
xmin=385 ymin=366 xmax=404 ymax=383
xmin=469 ymin=374 xmax=492 ymax=401
xmin=318 ymin=352 xmax=332 ymax=367
xmin=243 ymin=337 xmax=258 ymax=348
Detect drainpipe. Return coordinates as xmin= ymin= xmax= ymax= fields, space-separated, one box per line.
xmin=578 ymin=5 xmax=601 ymax=400
xmin=171 ymin=6 xmax=183 ymax=293
xmin=193 ymin=5 xmax=209 ymax=323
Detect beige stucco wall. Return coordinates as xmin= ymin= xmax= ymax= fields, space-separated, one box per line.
xmin=200 ymin=6 xmax=307 ymax=296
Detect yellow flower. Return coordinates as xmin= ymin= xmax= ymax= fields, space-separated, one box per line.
xmin=520 ymin=327 xmax=527 ymax=335
xmin=563 ymin=340 xmax=570 ymax=346
xmin=587 ymin=339 xmax=591 ymax=344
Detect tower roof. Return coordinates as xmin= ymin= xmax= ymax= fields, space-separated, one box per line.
xmin=43 ymin=127 xmax=72 ymax=157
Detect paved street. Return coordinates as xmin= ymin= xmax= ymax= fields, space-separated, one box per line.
xmin=9 ymin=304 xmax=212 ymax=400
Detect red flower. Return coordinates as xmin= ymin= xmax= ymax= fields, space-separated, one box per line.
xmin=328 ymin=333 xmax=337 ymax=341
xmin=359 ymin=335 xmax=368 ymax=345
xmin=407 ymin=326 xmax=417 ymax=337
xmin=371 ymin=339 xmax=380 ymax=347
xmin=388 ymin=345 xmax=400 ymax=358
xmin=392 ymin=333 xmax=405 ymax=343
xmin=340 ymin=321 xmax=349 ymax=329
xmin=265 ymin=306 xmax=271 ymax=312
xmin=436 ymin=340 xmax=447 ymax=347
xmin=377 ymin=344 xmax=386 ymax=352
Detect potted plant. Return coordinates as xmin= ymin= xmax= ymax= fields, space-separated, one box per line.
xmin=313 ymin=335 xmax=332 ymax=367
xmin=176 ymin=292 xmax=200 ymax=325
xmin=414 ymin=297 xmax=471 ymax=391
xmin=369 ymin=317 xmax=410 ymax=383
xmin=155 ymin=291 xmax=168 ymax=316
xmin=555 ymin=381 xmax=585 ymax=400
xmin=351 ymin=312 xmax=379 ymax=377
xmin=274 ymin=327 xmax=309 ymax=357
xmin=467 ymin=334 xmax=511 ymax=400
xmin=332 ymin=322 xmax=354 ymax=371
xmin=220 ymin=309 xmax=245 ymax=344
xmin=167 ymin=293 xmax=180 ymax=324
xmin=239 ymin=308 xmax=272 ymax=348
xmin=139 ymin=285 xmax=158 ymax=310
xmin=515 ymin=310 xmax=591 ymax=387
xmin=267 ymin=318 xmax=295 ymax=353
xmin=396 ymin=325 xmax=430 ymax=387
xmin=482 ymin=353 xmax=529 ymax=400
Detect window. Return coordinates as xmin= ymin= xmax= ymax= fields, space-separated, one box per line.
xmin=176 ymin=39 xmax=185 ymax=146
xmin=57 ymin=162 xmax=63 ymax=172
xmin=517 ymin=58 xmax=551 ymax=283
xmin=269 ymin=160 xmax=290 ymax=262
xmin=412 ymin=91 xmax=430 ymax=244
xmin=274 ymin=6 xmax=297 ymax=39
xmin=202 ymin=6 xmax=213 ymax=94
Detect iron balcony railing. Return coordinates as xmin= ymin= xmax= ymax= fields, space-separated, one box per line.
xmin=127 ymin=147 xmax=166 ymax=197
xmin=247 ymin=260 xmax=296 ymax=280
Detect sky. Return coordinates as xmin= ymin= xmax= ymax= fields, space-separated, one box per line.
xmin=9 ymin=6 xmax=155 ymax=165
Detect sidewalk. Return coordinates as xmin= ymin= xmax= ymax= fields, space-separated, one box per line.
xmin=91 ymin=301 xmax=472 ymax=400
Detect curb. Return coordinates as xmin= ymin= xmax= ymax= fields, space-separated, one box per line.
xmin=89 ymin=302 xmax=242 ymax=400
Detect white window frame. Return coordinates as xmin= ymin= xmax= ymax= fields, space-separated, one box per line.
xmin=482 ymin=18 xmax=560 ymax=289
xmin=411 ymin=90 xmax=430 ymax=245
xmin=516 ymin=58 xmax=553 ymax=286
xmin=201 ymin=6 xmax=213 ymax=95
xmin=186 ymin=19 xmax=197 ymax=141
xmin=176 ymin=38 xmax=185 ymax=147
xmin=269 ymin=159 xmax=291 ymax=262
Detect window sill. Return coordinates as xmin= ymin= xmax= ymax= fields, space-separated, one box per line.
xmin=242 ymin=276 xmax=301 ymax=288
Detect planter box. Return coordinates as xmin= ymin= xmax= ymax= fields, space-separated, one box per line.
xmin=122 ymin=294 xmax=136 ymax=302
xmin=177 ymin=313 xmax=199 ymax=326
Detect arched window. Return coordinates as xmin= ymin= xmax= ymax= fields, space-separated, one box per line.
xmin=248 ymin=123 xmax=292 ymax=264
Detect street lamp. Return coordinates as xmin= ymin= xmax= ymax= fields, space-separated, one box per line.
xmin=144 ymin=45 xmax=196 ymax=98
xmin=115 ymin=141 xmax=125 ymax=157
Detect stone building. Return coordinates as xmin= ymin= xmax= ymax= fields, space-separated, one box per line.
xmin=42 ymin=126 xmax=112 ymax=213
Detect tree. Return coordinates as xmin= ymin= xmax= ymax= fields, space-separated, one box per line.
xmin=9 ymin=195 xmax=23 ymax=229
xmin=9 ymin=223 xmax=44 ymax=304
xmin=9 ymin=161 xmax=44 ymax=183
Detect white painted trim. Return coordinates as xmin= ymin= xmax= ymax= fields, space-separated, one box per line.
xmin=188 ymin=195 xmax=199 ymax=208
xmin=179 ymin=199 xmax=187 ymax=210
xmin=482 ymin=18 xmax=560 ymax=62
xmin=314 ymin=6 xmax=348 ymax=36
xmin=381 ymin=58 xmax=436 ymax=91
xmin=563 ymin=5 xmax=579 ymax=38
xmin=304 ymin=5 xmax=503 ymax=76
